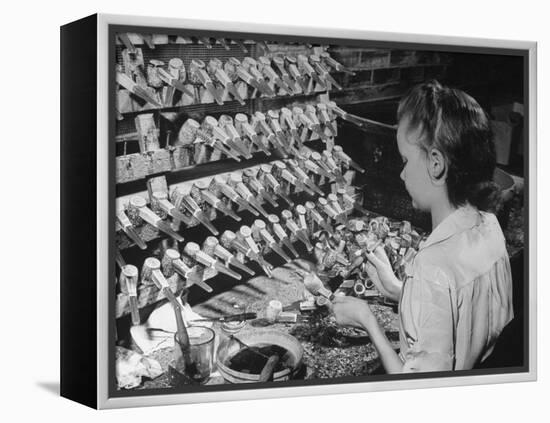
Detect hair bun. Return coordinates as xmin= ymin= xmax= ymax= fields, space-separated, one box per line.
xmin=466 ymin=181 xmax=502 ymax=213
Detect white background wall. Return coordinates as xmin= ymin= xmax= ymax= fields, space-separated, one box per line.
xmin=1 ymin=0 xmax=546 ymax=420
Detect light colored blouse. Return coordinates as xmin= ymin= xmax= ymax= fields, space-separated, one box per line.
xmin=398 ymin=205 xmax=514 ymax=372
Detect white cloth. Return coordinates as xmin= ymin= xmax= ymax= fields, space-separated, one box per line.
xmin=130 ymin=299 xmax=211 ymax=355
xmin=398 ymin=205 xmax=514 ymax=372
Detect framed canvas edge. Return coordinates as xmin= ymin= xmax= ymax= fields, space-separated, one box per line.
xmin=95 ymin=13 xmax=537 ymax=409
xmin=97 ymin=12 xmax=537 ymax=49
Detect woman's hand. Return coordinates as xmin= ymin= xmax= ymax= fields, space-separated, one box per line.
xmin=330 ymin=295 xmax=404 ymax=373
xmin=365 ymin=246 xmax=402 ymax=301
xmin=330 ymin=295 xmax=376 ymax=330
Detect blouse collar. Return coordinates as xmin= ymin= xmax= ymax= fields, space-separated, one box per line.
xmin=419 ymin=205 xmax=482 ymax=251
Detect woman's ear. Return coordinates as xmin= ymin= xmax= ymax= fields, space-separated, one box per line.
xmin=428 ymin=147 xmax=447 ymax=184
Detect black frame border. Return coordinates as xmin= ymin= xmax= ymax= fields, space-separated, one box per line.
xmin=61 ymin=13 xmax=99 ymax=409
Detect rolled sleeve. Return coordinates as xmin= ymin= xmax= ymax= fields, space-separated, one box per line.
xmin=400 ymin=265 xmax=456 ymax=373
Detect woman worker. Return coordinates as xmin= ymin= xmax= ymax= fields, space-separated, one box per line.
xmin=323 ymin=81 xmax=513 ymax=373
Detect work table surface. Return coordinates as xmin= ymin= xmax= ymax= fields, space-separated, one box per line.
xmin=139 ymin=262 xmax=400 ymax=389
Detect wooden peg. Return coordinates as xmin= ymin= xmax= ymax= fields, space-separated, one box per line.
xmin=119 ymin=265 xmax=140 ymax=325
xmin=135 ymin=113 xmax=160 ymax=152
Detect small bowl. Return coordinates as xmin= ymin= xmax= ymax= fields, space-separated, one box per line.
xmin=216 ymin=329 xmax=303 ymax=383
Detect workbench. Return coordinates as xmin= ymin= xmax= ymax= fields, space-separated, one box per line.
xmin=135 ymin=261 xmax=399 ymax=389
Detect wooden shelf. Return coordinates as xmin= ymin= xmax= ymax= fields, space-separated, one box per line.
xmin=116 ymin=149 xmax=286 ymax=195
xmin=115 ymin=169 xmax=331 ymax=250
xmin=116 ymin=146 xmax=279 ymax=185
xmin=115 ymin=127 xmax=328 ymax=185
xmin=116 ymin=84 xmax=333 ymax=116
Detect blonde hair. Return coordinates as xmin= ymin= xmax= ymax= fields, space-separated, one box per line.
xmin=397 ymin=80 xmax=500 ymax=211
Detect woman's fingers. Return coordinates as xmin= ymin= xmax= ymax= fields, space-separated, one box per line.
xmin=365 ymin=250 xmax=384 ymax=268
xmin=287 ymin=262 xmax=313 ymax=278
xmin=330 ymin=295 xmax=374 ymax=329
xmin=325 ymin=299 xmax=334 ymax=314
xmin=366 ymin=245 xmax=392 ymax=269
xmin=364 ymin=261 xmax=377 ymax=279
xmin=291 ymin=260 xmax=313 ymax=272
xmin=373 ymin=245 xmax=391 ymax=265
xmin=330 ymin=296 xmax=348 ymax=315
xmin=331 ymin=295 xmax=346 ymax=304
xmin=365 ymin=265 xmax=389 ymax=296
xmin=293 ymin=268 xmax=308 ymax=277
xmin=364 ymin=261 xmax=395 ymax=299
xmin=364 ymin=262 xmax=383 ymax=285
